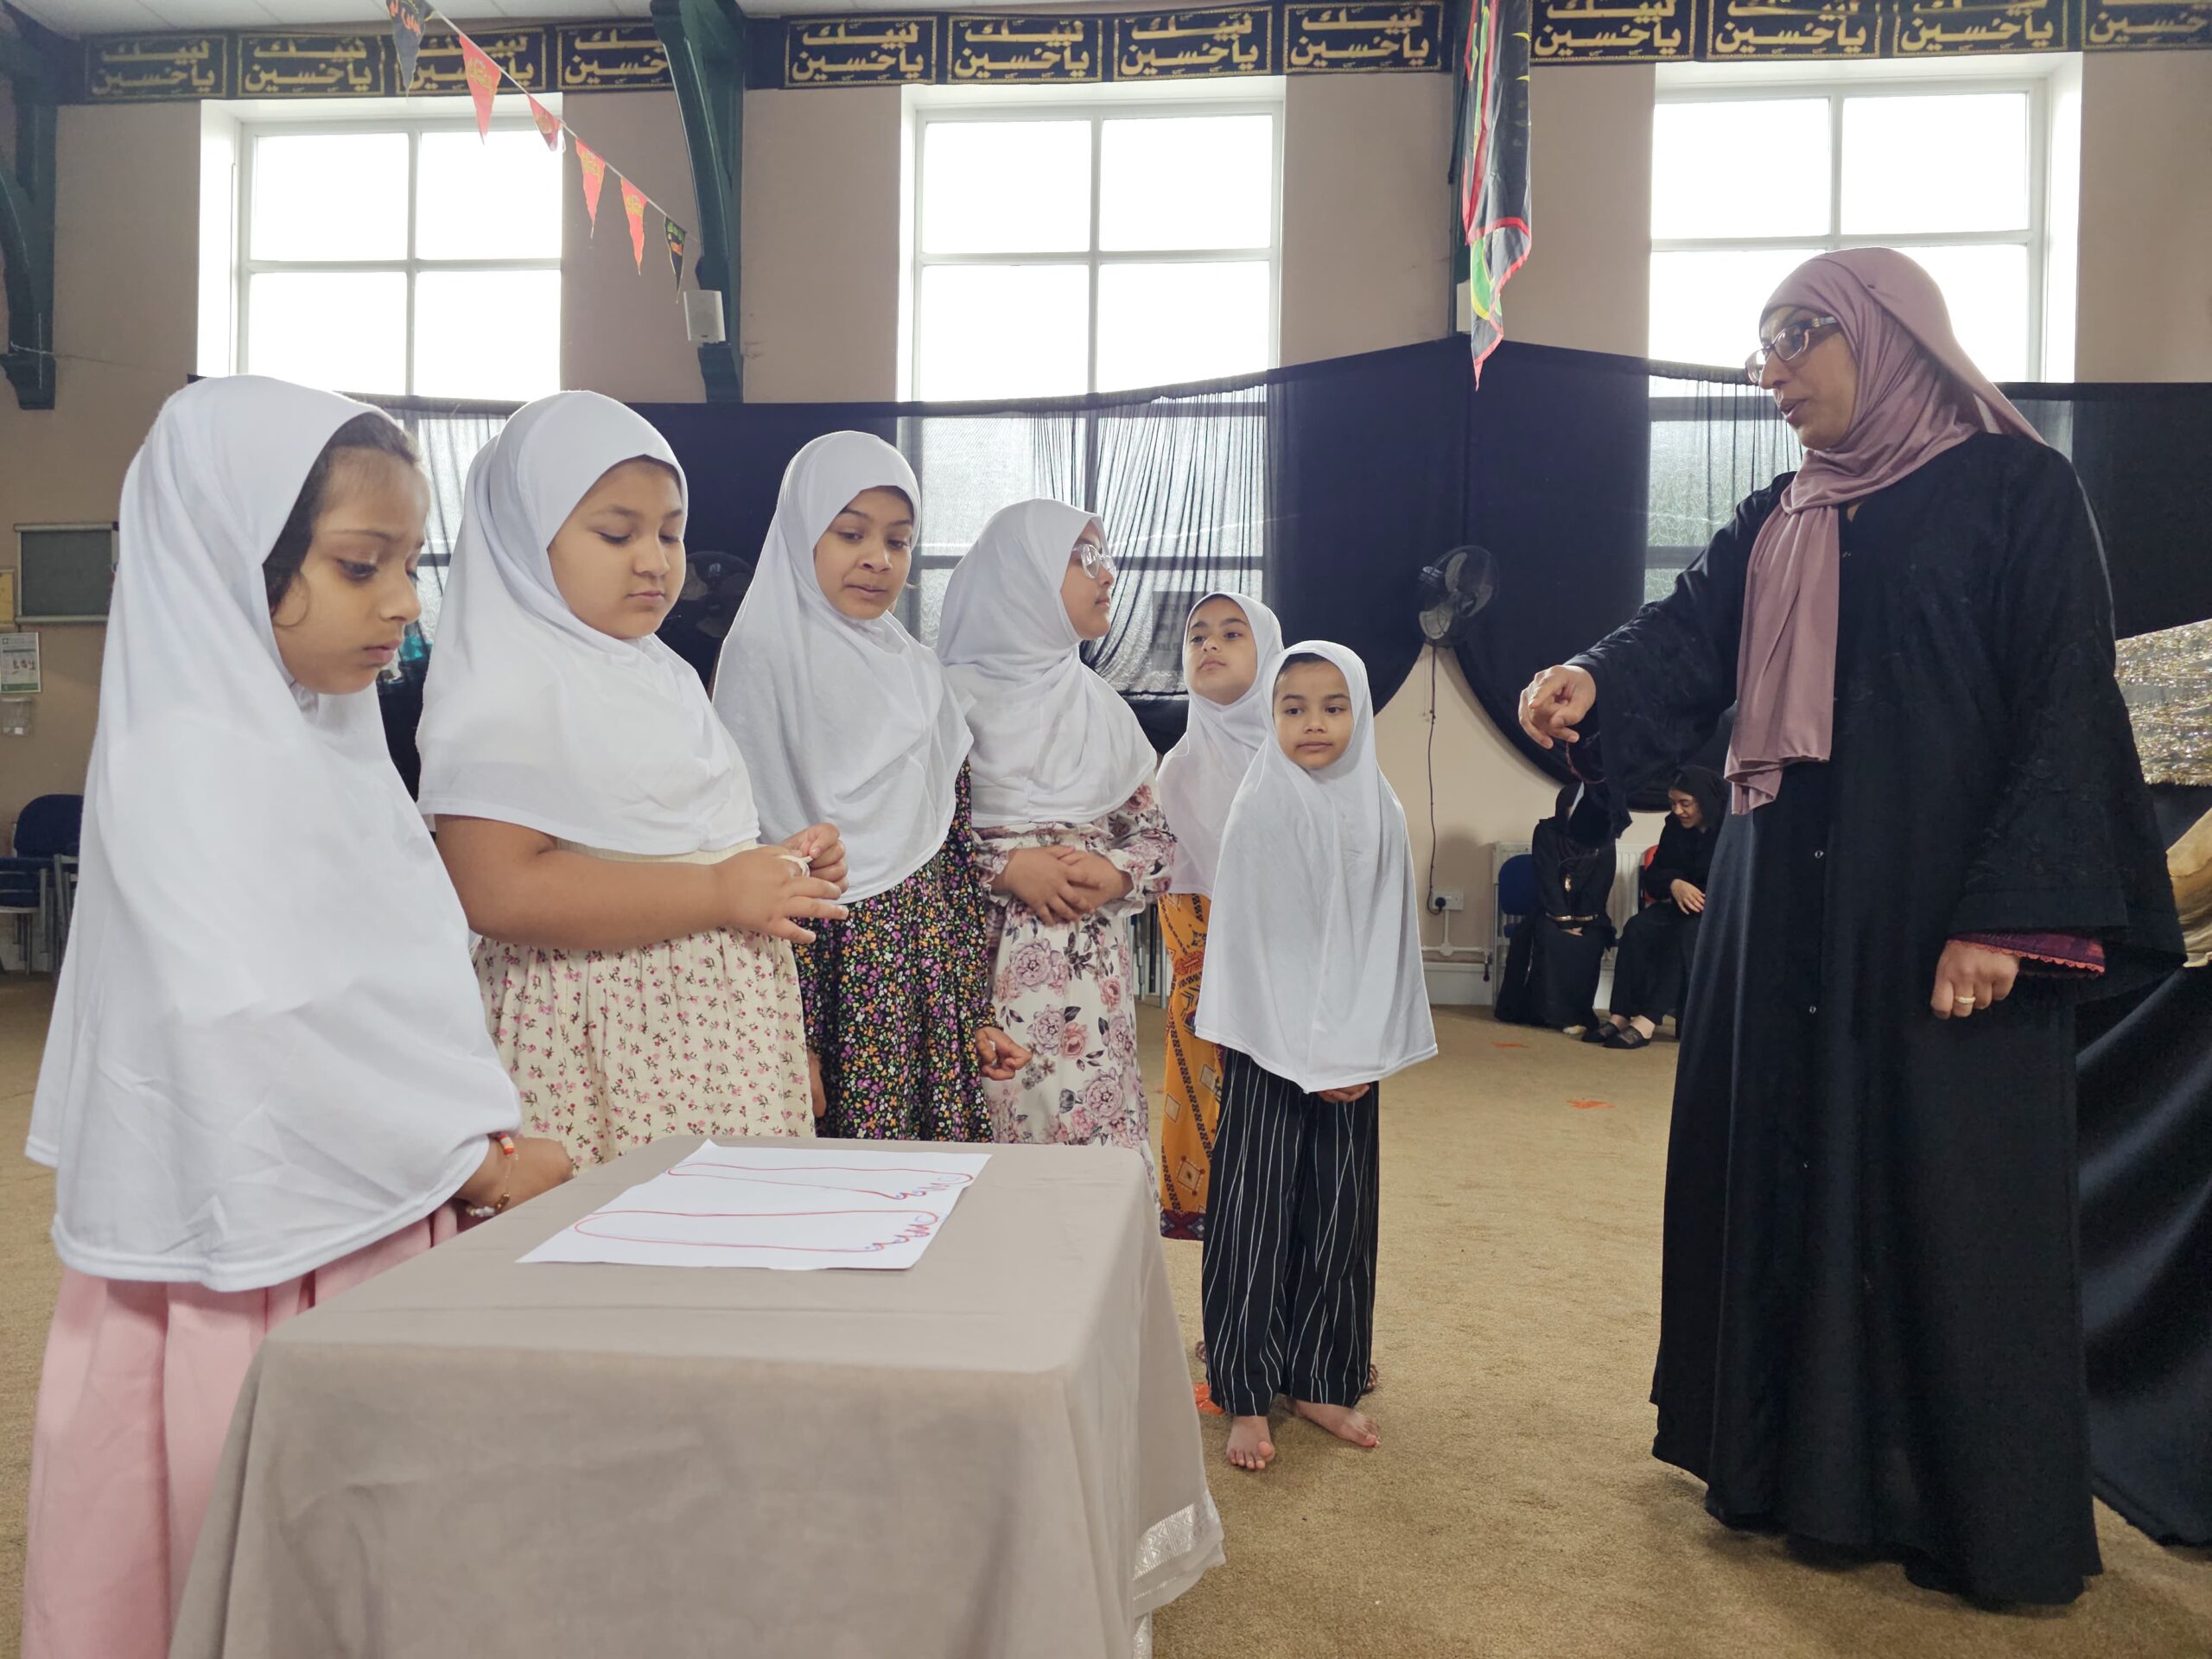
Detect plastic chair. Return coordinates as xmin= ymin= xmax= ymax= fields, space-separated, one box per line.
xmin=3 ymin=792 xmax=80 ymax=973
xmin=0 ymin=861 xmax=46 ymax=976
xmin=1493 ymin=852 xmax=1538 ymax=971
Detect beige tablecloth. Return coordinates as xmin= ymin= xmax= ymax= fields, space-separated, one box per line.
xmin=173 ymin=1137 xmax=1223 ymax=1659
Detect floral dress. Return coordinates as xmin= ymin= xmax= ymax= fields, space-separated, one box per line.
xmin=972 ymin=783 xmax=1175 ymax=1173
xmin=794 ymin=766 xmax=998 ymax=1141
xmin=474 ymin=840 xmax=815 ymax=1169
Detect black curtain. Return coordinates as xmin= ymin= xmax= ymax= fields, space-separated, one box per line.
xmin=372 ymin=346 xmax=2212 ymax=789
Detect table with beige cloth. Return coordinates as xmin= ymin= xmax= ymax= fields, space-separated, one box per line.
xmin=173 ymin=1136 xmax=1224 ymax=1659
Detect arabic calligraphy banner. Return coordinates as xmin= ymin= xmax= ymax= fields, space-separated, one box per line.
xmin=83 ymin=21 xmax=671 ymax=104
xmin=74 ymin=0 xmax=2212 ymax=103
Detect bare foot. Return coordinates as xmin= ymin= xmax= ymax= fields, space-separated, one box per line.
xmin=1225 ymin=1414 xmax=1275 ymax=1471
xmin=1293 ymin=1398 xmax=1380 ymax=1448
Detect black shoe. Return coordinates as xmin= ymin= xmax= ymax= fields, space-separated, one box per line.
xmin=1601 ymin=1024 xmax=1651 ymax=1050
xmin=1580 ymin=1022 xmax=1615 ymax=1044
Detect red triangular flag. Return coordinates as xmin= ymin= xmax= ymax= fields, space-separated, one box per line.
xmin=620 ymin=177 xmax=647 ymax=271
xmin=460 ymin=34 xmax=499 ymax=139
xmin=527 ymin=94 xmax=563 ymax=153
xmin=576 ymin=141 xmax=606 ymax=233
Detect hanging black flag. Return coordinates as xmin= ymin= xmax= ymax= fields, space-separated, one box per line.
xmin=388 ymin=0 xmax=431 ymax=92
xmin=1452 ymin=0 xmax=1532 ymax=383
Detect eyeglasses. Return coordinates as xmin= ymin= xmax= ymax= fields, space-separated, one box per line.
xmin=1743 ymin=315 xmax=1841 ymax=385
xmin=1075 ymin=540 xmax=1116 ymax=581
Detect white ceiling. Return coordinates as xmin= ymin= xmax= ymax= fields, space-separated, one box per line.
xmin=19 ymin=0 xmax=954 ymax=31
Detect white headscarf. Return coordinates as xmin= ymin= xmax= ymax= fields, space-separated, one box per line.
xmin=25 ymin=377 xmax=520 ymax=1294
xmin=1157 ymin=590 xmax=1284 ymax=896
xmin=711 ymin=432 xmax=969 ymax=903
xmin=936 ymin=498 xmax=1157 ymax=828
xmin=416 ymin=391 xmax=757 ymax=855
xmin=1196 ymin=641 xmax=1437 ymax=1095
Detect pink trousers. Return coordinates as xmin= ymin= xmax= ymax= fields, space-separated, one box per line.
xmin=19 ymin=1212 xmax=451 ymax=1659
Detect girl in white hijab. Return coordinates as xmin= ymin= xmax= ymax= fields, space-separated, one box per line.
xmin=936 ymin=499 xmax=1175 ymax=1168
xmin=710 ymin=431 xmax=1027 ymax=1141
xmin=1194 ymin=642 xmax=1435 ymax=1474
xmin=1154 ymin=591 xmax=1282 ymax=1240
xmin=21 ymin=378 xmax=571 ymax=1659
xmin=419 ymin=392 xmax=849 ymax=1166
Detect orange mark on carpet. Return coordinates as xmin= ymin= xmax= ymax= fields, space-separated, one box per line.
xmin=1568 ymin=1098 xmax=1613 ymax=1110
xmin=1194 ymin=1382 xmax=1225 ymax=1416
xmin=1493 ymin=1041 xmax=1529 ymax=1049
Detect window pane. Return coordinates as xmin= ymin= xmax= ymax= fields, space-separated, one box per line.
xmin=245 ymin=271 xmax=406 ymax=394
xmin=416 ymin=130 xmax=564 ymax=260
xmin=1841 ymin=94 xmax=2029 ymax=235
xmin=1096 ymin=261 xmax=1270 ymax=391
xmin=414 ymin=270 xmax=563 ymax=399
xmin=1649 ymin=247 xmax=1824 ymax=369
xmin=1099 ymin=115 xmax=1273 ymax=252
xmin=917 ymin=265 xmax=1089 ymax=399
xmin=920 ymin=120 xmax=1091 ymax=255
xmin=1651 ymin=100 xmax=1830 ymax=239
xmin=1898 ymin=244 xmax=2031 ymax=382
xmin=250 ymin=132 xmax=408 ymax=260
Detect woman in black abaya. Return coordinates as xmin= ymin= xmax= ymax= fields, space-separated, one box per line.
xmin=1520 ymin=250 xmax=2181 ymax=1605
xmin=1496 ymin=785 xmax=1617 ymax=1032
xmin=1592 ymin=766 xmax=1724 ymax=1050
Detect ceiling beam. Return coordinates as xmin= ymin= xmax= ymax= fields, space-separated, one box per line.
xmin=652 ymin=0 xmax=745 ymax=401
xmin=0 ymin=8 xmax=66 ymax=410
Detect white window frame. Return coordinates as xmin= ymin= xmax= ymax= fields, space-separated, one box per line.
xmin=229 ymin=109 xmax=562 ymax=395
xmin=1653 ymin=60 xmax=2060 ymax=379
xmin=904 ymin=80 xmax=1286 ymax=400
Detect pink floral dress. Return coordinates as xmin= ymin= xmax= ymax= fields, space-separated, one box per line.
xmin=474 ymin=840 xmax=814 ymax=1169
xmin=972 ymin=784 xmax=1175 ymax=1173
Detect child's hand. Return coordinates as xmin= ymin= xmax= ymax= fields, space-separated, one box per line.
xmin=1316 ymin=1084 xmax=1372 ymax=1103
xmin=975 ymin=1026 xmax=1031 ymax=1081
xmin=719 ymin=845 xmax=850 ymax=944
xmin=1057 ymin=849 xmax=1130 ymax=912
xmin=510 ymin=1135 xmax=577 ymax=1201
xmin=784 ymin=823 xmax=849 ymax=893
xmin=999 ymin=847 xmax=1090 ymax=925
xmin=806 ymin=1049 xmax=829 ymax=1119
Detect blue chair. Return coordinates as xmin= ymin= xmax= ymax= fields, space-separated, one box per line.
xmin=3 ymin=792 xmax=83 ymax=972
xmin=1494 ymin=851 xmax=1538 ymax=963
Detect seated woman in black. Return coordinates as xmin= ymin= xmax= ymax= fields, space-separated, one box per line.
xmin=1591 ymin=766 xmax=1725 ymax=1050
xmin=1497 ymin=784 xmax=1618 ymax=1033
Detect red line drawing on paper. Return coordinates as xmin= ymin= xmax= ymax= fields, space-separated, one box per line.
xmin=569 ymin=1206 xmax=944 ymax=1256
xmin=668 ymin=1156 xmax=979 ymax=1204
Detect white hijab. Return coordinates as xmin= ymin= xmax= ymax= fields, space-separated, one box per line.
xmin=26 ymin=377 xmax=520 ymax=1294
xmin=936 ymin=499 xmax=1157 ymax=828
xmin=712 ymin=432 xmax=969 ymax=902
xmin=1158 ymin=590 xmax=1284 ymax=896
xmin=1196 ymin=641 xmax=1437 ymax=1095
xmin=417 ymin=391 xmax=757 ymax=855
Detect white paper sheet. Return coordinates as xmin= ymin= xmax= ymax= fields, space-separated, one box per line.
xmin=520 ymin=1142 xmax=994 ymax=1270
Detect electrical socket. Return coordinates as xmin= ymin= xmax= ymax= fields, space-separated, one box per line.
xmin=1427 ymin=889 xmax=1465 ymax=914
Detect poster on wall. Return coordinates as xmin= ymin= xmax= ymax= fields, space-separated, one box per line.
xmin=1 ymin=632 xmax=41 ymax=695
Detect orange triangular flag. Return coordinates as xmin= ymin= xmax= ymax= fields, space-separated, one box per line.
xmin=460 ymin=34 xmax=499 ymax=139
xmin=620 ymin=177 xmax=647 ymax=271
xmin=526 ymin=94 xmax=563 ymax=153
xmin=575 ymin=142 xmax=606 ymax=232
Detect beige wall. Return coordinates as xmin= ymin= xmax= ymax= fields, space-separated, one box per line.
xmin=738 ymin=87 xmax=905 ymax=403
xmin=560 ymin=91 xmax=705 ymax=404
xmin=1508 ymin=66 xmax=1656 ymax=358
xmin=2075 ymin=53 xmax=2212 ymax=382
xmin=1 ymin=103 xmax=200 ymax=838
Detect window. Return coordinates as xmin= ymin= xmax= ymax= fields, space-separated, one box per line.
xmin=230 ymin=113 xmax=563 ymax=400
xmin=1649 ymin=67 xmax=2065 ymax=382
xmin=906 ymin=85 xmax=1282 ymax=400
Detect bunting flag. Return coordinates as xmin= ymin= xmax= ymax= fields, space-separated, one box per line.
xmin=387 ymin=0 xmax=430 ymax=92
xmin=621 ymin=176 xmax=648 ymax=271
xmin=527 ymin=94 xmax=563 ymax=152
xmin=665 ymin=218 xmax=686 ymax=287
xmin=1452 ymin=0 xmax=1532 ymax=382
xmin=575 ymin=140 xmax=607 ymax=232
xmin=461 ymin=32 xmax=500 ymax=138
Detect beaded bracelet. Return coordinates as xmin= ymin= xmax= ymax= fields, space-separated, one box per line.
xmin=461 ymin=1132 xmax=519 ymax=1220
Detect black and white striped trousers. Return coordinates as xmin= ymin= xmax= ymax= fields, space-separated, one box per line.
xmin=1200 ymin=1047 xmax=1379 ymax=1419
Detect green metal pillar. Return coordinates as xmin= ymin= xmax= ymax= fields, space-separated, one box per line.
xmin=651 ymin=0 xmax=747 ymax=401
xmin=0 ymin=14 xmax=65 ymax=410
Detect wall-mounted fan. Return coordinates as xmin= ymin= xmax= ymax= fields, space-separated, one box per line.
xmin=660 ymin=550 xmax=755 ymax=684
xmin=1416 ymin=544 xmax=1497 ymax=645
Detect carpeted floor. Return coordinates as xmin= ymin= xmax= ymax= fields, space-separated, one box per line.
xmin=1 ymin=976 xmax=2205 ymax=1657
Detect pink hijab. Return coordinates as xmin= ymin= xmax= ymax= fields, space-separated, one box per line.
xmin=1726 ymin=249 xmax=2043 ymax=813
